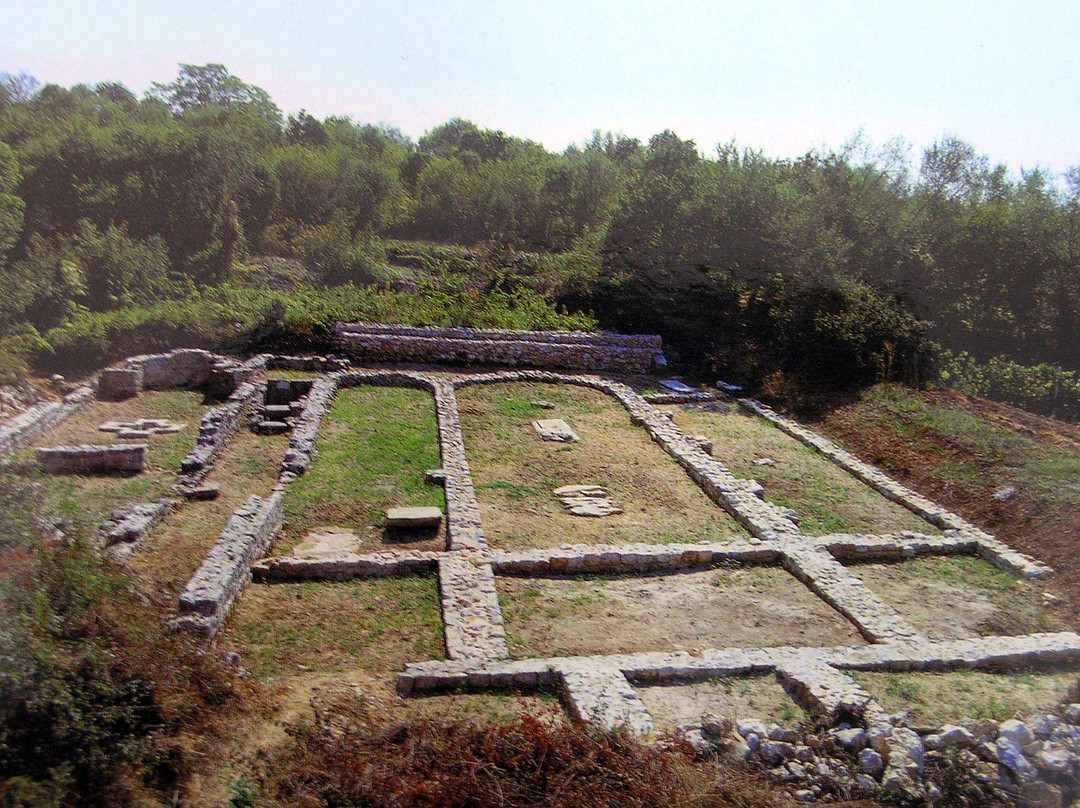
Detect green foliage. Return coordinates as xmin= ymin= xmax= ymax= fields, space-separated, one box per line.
xmin=938 ymin=350 xmax=1080 ymax=420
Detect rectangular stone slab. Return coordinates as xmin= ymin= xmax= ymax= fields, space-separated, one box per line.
xmin=533 ymin=418 xmax=579 ymax=442
xmin=386 ymin=506 xmax=444 ymax=528
xmin=659 ymin=379 xmax=697 ymax=393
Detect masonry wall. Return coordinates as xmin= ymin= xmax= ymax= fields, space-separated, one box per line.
xmin=333 ymin=323 xmax=666 ymax=372
xmin=0 ymin=386 xmax=94 ymax=456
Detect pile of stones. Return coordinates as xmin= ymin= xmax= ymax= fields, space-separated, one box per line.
xmin=680 ymin=707 xmax=1080 ymax=804
xmin=553 ymin=484 xmax=623 ymax=517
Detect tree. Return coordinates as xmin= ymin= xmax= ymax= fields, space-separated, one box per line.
xmin=0 ymin=143 xmax=24 ymax=264
xmin=149 ymin=63 xmax=280 ymax=125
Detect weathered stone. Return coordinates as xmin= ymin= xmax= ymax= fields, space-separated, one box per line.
xmin=859 ymin=748 xmax=885 ymax=776
xmin=1029 ymin=712 xmax=1062 ymax=739
xmin=998 ymin=719 xmax=1033 ymax=747
xmin=995 ymin=736 xmax=1038 ymax=781
xmin=97 ymin=367 xmax=142 ymax=400
xmin=38 ymin=443 xmax=148 ymax=474
xmin=255 ymin=420 xmax=290 ymax=435
xmin=533 ymin=418 xmax=579 ymax=442
xmin=183 ymin=484 xmax=222 ymax=501
xmin=385 ymin=507 xmax=443 ymax=528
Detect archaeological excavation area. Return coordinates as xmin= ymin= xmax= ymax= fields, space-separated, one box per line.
xmin=4 ymin=322 xmax=1080 ymax=803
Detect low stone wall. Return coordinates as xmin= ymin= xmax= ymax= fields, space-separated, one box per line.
xmin=267 ymin=354 xmax=350 ymax=373
xmin=179 ymin=381 xmax=261 ymax=483
xmin=116 ymin=350 xmax=270 ymax=399
xmin=0 ymin=386 xmax=93 ymax=456
xmin=333 ymin=322 xmax=666 ymax=372
xmin=38 ymin=443 xmax=147 ymax=474
xmin=102 ymin=498 xmax=181 ymax=555
xmin=281 ymin=376 xmax=339 ymax=475
xmin=173 ymin=491 xmax=284 ymax=639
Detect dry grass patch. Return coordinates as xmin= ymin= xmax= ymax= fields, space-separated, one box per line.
xmin=7 ymin=390 xmax=206 ymax=540
xmin=127 ymin=431 xmax=288 ymax=596
xmin=497 ymin=565 xmax=864 ymax=658
xmin=279 ymin=386 xmax=446 ymax=555
xmin=637 ymin=675 xmax=807 ymax=733
xmin=851 ymin=669 xmax=1076 ymax=725
xmin=664 ymin=402 xmax=934 ymax=535
xmin=220 ymin=576 xmax=444 ymax=681
xmin=263 ymin=369 xmax=327 ymax=380
xmin=848 ymin=555 xmax=1062 ymax=640
xmin=458 ymin=382 xmax=749 ymax=550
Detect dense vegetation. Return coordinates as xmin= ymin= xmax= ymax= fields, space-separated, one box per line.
xmin=2 ymin=64 xmax=1079 ymax=412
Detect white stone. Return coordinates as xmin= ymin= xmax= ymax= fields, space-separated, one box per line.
xmin=996 ymin=736 xmax=1039 ymax=782
xmin=998 ymin=719 xmax=1033 ymax=747
xmin=1029 ymin=713 xmax=1062 ymax=740
xmin=385 ymin=507 xmax=443 ymax=528
xmin=533 ymin=418 xmax=579 ymax=442
xmin=859 ymin=748 xmax=885 ymax=776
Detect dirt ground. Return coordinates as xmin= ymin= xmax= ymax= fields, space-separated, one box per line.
xmin=458 ymin=382 xmax=750 ymax=550
xmin=637 ymin=675 xmax=807 ymax=733
xmin=127 ymin=430 xmax=289 ymax=597
xmin=848 ymin=555 xmax=1063 ymax=641
xmin=664 ymin=403 xmax=934 ymax=536
xmin=851 ymin=669 xmax=1076 ymax=726
xmin=497 ymin=565 xmax=865 ymax=658
xmin=816 ymin=384 xmax=1080 ymax=629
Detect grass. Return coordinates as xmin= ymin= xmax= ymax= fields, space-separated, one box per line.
xmin=497 ymin=565 xmax=864 ymax=658
xmin=637 ymin=674 xmax=807 ymax=733
xmin=263 ymin=369 xmax=327 ymax=380
xmin=280 ymin=386 xmax=445 ymax=554
xmin=852 ymin=669 xmax=1076 ymax=725
xmin=220 ymin=576 xmax=444 ymax=680
xmin=849 ymin=555 xmax=1063 ymax=640
xmin=458 ymin=382 xmax=749 ymax=550
xmin=664 ymin=403 xmax=935 ymax=535
xmin=5 ymin=390 xmax=206 ymax=543
xmin=126 ymin=430 xmax=289 ymax=595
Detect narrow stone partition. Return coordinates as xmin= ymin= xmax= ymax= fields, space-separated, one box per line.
xmin=179 ymin=381 xmax=261 ymax=484
xmin=559 ymin=666 xmax=654 ymax=733
xmin=173 ymin=491 xmax=284 ymax=638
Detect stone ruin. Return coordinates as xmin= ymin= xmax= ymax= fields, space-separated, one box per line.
xmin=5 ymin=325 xmax=1080 ymax=804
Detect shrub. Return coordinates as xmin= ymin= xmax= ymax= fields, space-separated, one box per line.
xmin=938 ymin=350 xmax=1080 ymax=421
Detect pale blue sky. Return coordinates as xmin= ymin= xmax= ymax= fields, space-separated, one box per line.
xmin=3 ymin=0 xmax=1079 ymax=173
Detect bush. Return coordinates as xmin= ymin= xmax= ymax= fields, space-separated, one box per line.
xmin=938 ymin=350 xmax=1080 ymax=421
xmin=261 ymin=696 xmax=780 ymax=808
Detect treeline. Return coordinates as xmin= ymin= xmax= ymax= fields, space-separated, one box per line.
xmin=1 ymin=64 xmax=1078 ymax=410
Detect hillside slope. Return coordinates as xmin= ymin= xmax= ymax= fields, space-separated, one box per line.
xmin=814 ymin=384 xmax=1080 ymax=622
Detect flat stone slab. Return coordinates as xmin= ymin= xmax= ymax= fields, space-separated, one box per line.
xmin=100 ymin=418 xmax=186 ymax=436
xmin=294 ymin=527 xmax=362 ymax=558
xmin=533 ymin=418 xmax=579 ymax=442
xmin=386 ymin=506 xmax=444 ymax=528
xmin=659 ymin=379 xmax=697 ymax=393
xmin=183 ymin=484 xmax=221 ymax=501
xmin=553 ymin=484 xmax=623 ymax=517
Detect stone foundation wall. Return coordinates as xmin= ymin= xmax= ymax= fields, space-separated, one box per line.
xmin=117 ymin=350 xmax=269 ymax=399
xmin=179 ymin=381 xmax=261 ymax=483
xmin=0 ymin=386 xmax=93 ymax=456
xmin=97 ymin=367 xmax=143 ymax=400
xmin=37 ymin=443 xmax=148 ymax=474
xmin=173 ymin=491 xmax=284 ymax=638
xmin=267 ymin=354 xmax=350 ymax=373
xmin=333 ymin=322 xmax=665 ymax=372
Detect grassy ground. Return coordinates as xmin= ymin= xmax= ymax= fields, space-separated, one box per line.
xmin=221 ymin=576 xmax=445 ymax=681
xmin=638 ymin=675 xmax=807 ymax=733
xmin=278 ymin=386 xmax=446 ymax=554
xmin=663 ymin=403 xmax=933 ymax=535
xmin=263 ymin=369 xmax=328 ymax=380
xmin=127 ymin=430 xmax=289 ymax=597
xmin=497 ymin=565 xmax=864 ymax=658
xmin=848 ymin=555 xmax=1062 ymax=641
xmin=852 ymin=669 xmax=1075 ymax=725
xmin=817 ymin=384 xmax=1080 ymax=627
xmin=457 ymin=382 xmax=749 ymax=549
xmin=4 ymin=390 xmax=206 ymax=543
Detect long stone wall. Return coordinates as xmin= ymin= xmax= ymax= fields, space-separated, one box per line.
xmin=172 ymin=491 xmax=284 ymax=638
xmin=333 ymin=322 xmax=666 ymax=372
xmin=179 ymin=381 xmax=261 ymax=484
xmin=38 ymin=443 xmax=148 ymax=474
xmin=0 ymin=386 xmax=93 ymax=456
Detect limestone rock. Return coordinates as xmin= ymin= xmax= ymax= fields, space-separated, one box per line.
xmin=553 ymin=485 xmax=622 ymax=517
xmin=385 ymin=507 xmax=443 ymax=528
xmin=533 ymin=418 xmax=579 ymax=442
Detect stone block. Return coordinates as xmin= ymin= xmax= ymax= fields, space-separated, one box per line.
xmin=386 ymin=507 xmax=443 ymax=528
xmin=97 ymin=367 xmax=143 ymax=400
xmin=38 ymin=443 xmax=148 ymax=474
xmin=533 ymin=418 xmax=579 ymax=442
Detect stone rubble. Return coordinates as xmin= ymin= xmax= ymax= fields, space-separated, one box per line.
xmin=0 ymin=385 xmax=93 ymax=456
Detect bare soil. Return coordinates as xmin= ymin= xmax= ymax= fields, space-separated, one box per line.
xmin=497 ymin=565 xmax=864 ymax=658
xmin=458 ymin=382 xmax=750 ymax=550
xmin=848 ymin=556 xmax=1062 ymax=641
xmin=637 ymin=674 xmax=807 ymax=733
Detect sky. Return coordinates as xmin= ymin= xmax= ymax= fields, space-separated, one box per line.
xmin=3 ymin=0 xmax=1079 ymax=175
